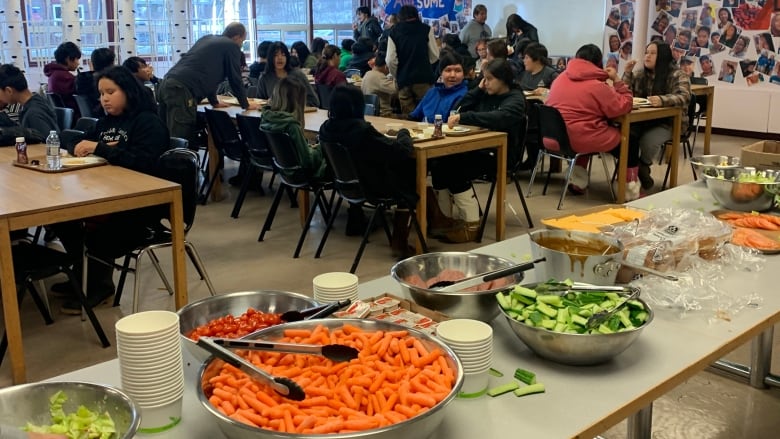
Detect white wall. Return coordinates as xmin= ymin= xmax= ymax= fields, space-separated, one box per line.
xmin=481 ymin=0 xmax=606 ymax=56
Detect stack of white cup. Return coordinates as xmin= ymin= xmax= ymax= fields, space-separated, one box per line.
xmin=435 ymin=319 xmax=493 ymax=398
xmin=115 ymin=310 xmax=184 ymax=434
xmin=312 ymin=272 xmax=359 ymax=303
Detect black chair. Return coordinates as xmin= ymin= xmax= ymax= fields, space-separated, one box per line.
xmin=315 ymin=84 xmax=333 ymax=110
xmin=201 ymin=108 xmax=246 ymax=204
xmin=233 ymin=114 xmax=277 ymax=218
xmin=1 ymin=242 xmax=110 ymax=367
xmin=73 ymin=94 xmax=95 ymax=118
xmin=659 ymin=93 xmax=698 ymax=189
xmin=54 ymin=106 xmax=74 ymax=131
xmin=316 ymin=140 xmax=428 ymax=273
xmin=74 ymin=117 xmax=98 ymax=133
xmin=94 ymin=148 xmax=216 ymax=312
xmin=363 ymin=94 xmax=380 ymax=116
xmin=527 ymin=104 xmax=615 ymax=209
xmin=258 ymin=127 xmax=334 ymax=258
xmin=45 ymin=92 xmax=65 ymax=108
xmin=170 ymin=136 xmax=189 ymax=149
xmin=246 ymin=86 xmax=259 ymax=98
xmin=60 ymin=129 xmax=86 ymax=154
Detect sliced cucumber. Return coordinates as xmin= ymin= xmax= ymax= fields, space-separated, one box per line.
xmin=486 ymin=382 xmax=520 ymax=397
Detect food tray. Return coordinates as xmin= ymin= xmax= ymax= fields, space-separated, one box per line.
xmin=711 ymin=209 xmax=780 ymax=254
xmin=12 ymin=156 xmax=107 ymax=173
xmin=541 ymin=204 xmax=646 ymax=233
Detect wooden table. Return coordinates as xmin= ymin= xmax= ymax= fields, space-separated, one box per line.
xmin=0 ymin=146 xmax=189 ymax=384
xmin=691 ymin=84 xmax=715 ymax=155
xmin=204 ymin=106 xmax=509 ymax=246
xmin=615 ymin=106 xmax=682 ymax=203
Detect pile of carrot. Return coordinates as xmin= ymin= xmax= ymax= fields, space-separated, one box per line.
xmin=731 ymin=227 xmax=780 ymax=250
xmin=203 ymin=323 xmax=456 ymax=434
xmin=715 ymin=212 xmax=780 ymax=250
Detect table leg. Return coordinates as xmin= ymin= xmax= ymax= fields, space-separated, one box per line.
xmin=0 ymin=220 xmax=26 ymax=383
xmin=617 ymin=116 xmax=630 ymax=204
xmin=169 ymin=189 xmax=189 ymax=309
xmin=207 ymin=133 xmax=224 ymax=202
xmin=495 ymin=139 xmax=507 ymax=241
xmin=749 ymin=326 xmax=773 ymax=388
xmin=416 ymin=152 xmax=428 ymax=254
xmin=626 ymin=404 xmax=653 ymax=439
xmin=669 ymin=112 xmax=681 ymax=188
xmin=298 ymin=191 xmax=310 ymax=227
xmin=703 ymin=91 xmax=714 ymax=155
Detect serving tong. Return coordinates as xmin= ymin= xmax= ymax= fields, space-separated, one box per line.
xmin=537 ymin=283 xmax=642 ymax=330
xmin=429 ymin=258 xmax=545 ymax=291
xmin=212 ymin=338 xmax=359 ymax=363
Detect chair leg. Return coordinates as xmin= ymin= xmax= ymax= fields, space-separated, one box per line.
xmin=407 ymin=206 xmax=429 ymax=253
xmin=231 ymin=165 xmax=255 ymax=218
xmin=513 ymin=176 xmax=534 ymax=229
xmin=259 ymin=183 xmax=286 ymax=241
xmin=315 ymin=197 xmax=344 ymax=258
xmin=185 ymin=241 xmax=217 ymax=296
xmin=599 ymin=153 xmax=616 ymax=202
xmin=526 ymin=153 xmax=545 ymax=197
xmin=557 ymin=159 xmax=576 ymax=210
xmin=477 ymin=181 xmax=496 ymax=243
xmin=350 ymin=207 xmax=383 ymax=273
xmin=113 ymin=254 xmax=132 ymax=307
xmin=23 ymin=280 xmax=55 ymax=325
xmin=379 ymin=208 xmax=393 ymax=246
xmin=293 ymin=189 xmax=325 ymax=258
xmin=287 ymin=187 xmax=298 ymax=208
xmin=64 ymin=268 xmax=110 ymax=347
xmin=148 ymin=249 xmax=174 ymax=296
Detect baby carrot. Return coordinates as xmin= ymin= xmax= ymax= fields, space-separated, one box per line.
xmin=229 ymin=411 xmax=258 ymax=427
xmin=311 ymin=420 xmax=345 ymax=434
xmin=283 ymin=328 xmax=313 ymax=338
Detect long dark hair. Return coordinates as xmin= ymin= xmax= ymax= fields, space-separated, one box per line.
xmin=328 ymin=85 xmax=365 ymax=120
xmin=291 ymin=41 xmax=311 ymax=63
xmin=95 ymin=66 xmax=155 ymax=116
xmin=314 ymin=45 xmax=340 ymax=76
xmin=264 ymin=42 xmax=291 ymax=76
xmin=483 ymin=59 xmax=517 ymax=90
xmin=575 ymin=44 xmax=603 ymax=68
xmin=643 ymin=41 xmax=676 ymax=96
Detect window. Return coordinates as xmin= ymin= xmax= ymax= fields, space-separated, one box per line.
xmin=255 ymin=0 xmax=357 ymax=49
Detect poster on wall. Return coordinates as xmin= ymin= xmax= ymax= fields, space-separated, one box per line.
xmin=378 ymin=0 xmax=472 ymax=39
xmin=639 ymin=0 xmax=780 ymax=87
xmin=602 ymin=0 xmax=637 ymax=76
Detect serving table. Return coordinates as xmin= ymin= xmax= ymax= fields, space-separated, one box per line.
xmin=0 ymin=145 xmax=189 ymax=384
xmin=48 ymin=181 xmax=780 ymax=438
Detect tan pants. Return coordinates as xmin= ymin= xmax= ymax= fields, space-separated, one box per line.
xmin=398 ymin=83 xmax=433 ymax=117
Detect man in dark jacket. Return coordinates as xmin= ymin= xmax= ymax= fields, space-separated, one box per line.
xmin=353 ymin=6 xmax=382 ymax=46
xmin=386 ymin=5 xmax=440 ymax=115
xmin=157 ymin=22 xmax=260 ymax=143
xmin=0 ymin=64 xmax=59 ymax=144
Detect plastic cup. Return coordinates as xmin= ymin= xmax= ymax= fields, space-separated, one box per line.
xmin=458 ymin=370 xmax=490 ymax=398
xmin=115 ymin=311 xmax=179 ymax=337
xmin=436 ymin=319 xmax=493 ymax=344
xmin=137 ymin=395 xmax=184 ymax=434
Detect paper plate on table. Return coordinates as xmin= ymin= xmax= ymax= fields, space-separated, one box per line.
xmin=60 ymin=156 xmax=106 ymax=167
xmin=443 ymin=126 xmax=471 ymax=134
xmin=633 ymin=97 xmax=650 ymax=106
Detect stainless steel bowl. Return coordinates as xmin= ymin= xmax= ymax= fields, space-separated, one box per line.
xmin=500 ymin=297 xmax=654 ymax=366
xmin=391 ymin=252 xmax=526 ymax=322
xmin=197 ymin=318 xmax=463 ymax=439
xmin=529 ymin=229 xmax=623 ymax=285
xmin=178 ymin=290 xmax=318 ymax=362
xmin=0 ymin=381 xmax=140 ymax=438
xmin=702 ymin=167 xmax=780 ymax=212
xmin=690 ymin=155 xmax=741 ymax=175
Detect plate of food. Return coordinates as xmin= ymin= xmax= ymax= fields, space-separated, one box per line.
xmin=442 ymin=125 xmax=470 ymax=134
xmin=60 ymin=156 xmax=106 ymax=167
xmin=633 ymin=97 xmax=651 ymax=106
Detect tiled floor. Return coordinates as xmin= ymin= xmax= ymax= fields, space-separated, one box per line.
xmin=2 ymin=133 xmax=780 ymax=437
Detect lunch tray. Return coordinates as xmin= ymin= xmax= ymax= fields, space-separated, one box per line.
xmin=12 ymin=156 xmax=108 ymax=173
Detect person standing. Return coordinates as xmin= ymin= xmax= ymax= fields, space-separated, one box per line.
xmin=460 ymin=4 xmax=492 ymax=58
xmin=43 ymin=42 xmax=81 ymax=117
xmin=386 ymin=5 xmax=439 ymax=116
xmin=157 ymin=22 xmax=259 ymax=143
xmin=353 ymin=6 xmax=383 ymax=46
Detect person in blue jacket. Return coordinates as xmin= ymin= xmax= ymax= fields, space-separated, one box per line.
xmin=409 ymin=51 xmax=469 ymax=123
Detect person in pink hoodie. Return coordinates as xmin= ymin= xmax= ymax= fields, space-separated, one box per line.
xmin=545 ymin=44 xmax=639 ymax=200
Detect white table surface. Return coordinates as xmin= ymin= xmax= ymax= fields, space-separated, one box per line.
xmin=50 ymin=181 xmax=780 ymax=438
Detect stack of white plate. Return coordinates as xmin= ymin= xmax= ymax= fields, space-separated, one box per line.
xmin=312 ymin=272 xmax=359 ymax=303
xmin=436 ymin=319 xmax=493 ymax=398
xmin=115 ymin=310 xmax=184 ymax=434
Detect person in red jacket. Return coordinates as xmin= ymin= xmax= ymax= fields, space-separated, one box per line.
xmin=43 ymin=42 xmax=82 ymax=117
xmin=313 ymin=45 xmax=347 ymax=88
xmin=545 ymin=44 xmax=640 ymax=200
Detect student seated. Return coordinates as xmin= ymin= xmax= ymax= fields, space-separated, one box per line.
xmin=0 ymin=64 xmax=59 ymax=144
xmin=43 ymin=42 xmax=82 ymax=117
xmin=76 ymin=47 xmax=115 ymax=115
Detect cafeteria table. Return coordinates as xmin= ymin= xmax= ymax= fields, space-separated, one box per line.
xmin=48 ymin=181 xmax=780 ymax=438
xmin=0 ymin=145 xmax=189 ymax=384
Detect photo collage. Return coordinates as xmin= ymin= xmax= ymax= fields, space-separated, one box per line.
xmin=604 ymin=0 xmax=780 ymax=86
xmin=376 ymin=0 xmax=471 ymax=40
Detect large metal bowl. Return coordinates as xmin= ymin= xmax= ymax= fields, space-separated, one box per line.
xmin=0 ymin=381 xmax=140 ymax=438
xmin=391 ymin=252 xmax=526 ymax=322
xmin=690 ymin=155 xmax=741 ymax=175
xmin=500 ymin=296 xmax=654 ymax=366
xmin=178 ymin=290 xmax=318 ymax=362
xmin=197 ymin=318 xmax=463 ymax=439
xmin=702 ymin=167 xmax=780 ymax=212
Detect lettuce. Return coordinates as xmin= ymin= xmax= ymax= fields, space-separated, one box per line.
xmin=23 ymin=390 xmax=117 ymax=439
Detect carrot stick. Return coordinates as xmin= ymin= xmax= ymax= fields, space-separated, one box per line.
xmin=229 ymin=411 xmax=258 ymax=427
xmin=283 ymin=328 xmax=313 ymax=338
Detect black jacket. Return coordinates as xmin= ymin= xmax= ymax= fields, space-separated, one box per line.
xmin=354 ymin=16 xmax=383 ymax=44
xmin=388 ymin=20 xmax=436 ymax=88
xmin=457 ymin=87 xmax=527 ymax=168
xmin=75 ymin=71 xmax=101 ymax=116
xmin=20 ymin=93 xmax=60 ymax=141
xmin=318 ymin=118 xmax=416 ymax=202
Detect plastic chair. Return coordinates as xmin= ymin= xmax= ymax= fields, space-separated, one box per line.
xmin=94 ymin=149 xmax=216 ymax=312
xmin=526 ymin=104 xmax=615 ymax=210
xmin=45 ymin=92 xmax=65 ymax=108
xmin=233 ymin=114 xmax=277 ymax=218
xmin=170 ymin=137 xmax=189 ymax=149
xmin=201 ymin=108 xmax=246 ymax=204
xmin=53 ymin=106 xmax=74 ymax=131
xmin=74 ymin=117 xmax=98 ymax=133
xmin=315 ymin=84 xmax=333 ymax=110
xmin=363 ymin=94 xmax=380 ymax=116
xmin=659 ymin=93 xmax=698 ymax=189
xmin=258 ymin=127 xmax=334 ymax=258
xmin=316 ymin=140 xmax=428 ymax=273
xmin=73 ymin=94 xmax=95 ymax=118
xmin=1 ymin=242 xmax=110 ymax=366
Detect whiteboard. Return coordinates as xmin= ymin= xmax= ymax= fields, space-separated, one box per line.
xmin=481 ymin=0 xmax=607 ymax=56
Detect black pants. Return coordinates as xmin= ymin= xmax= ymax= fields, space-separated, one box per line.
xmin=429 ymin=151 xmax=494 ymax=194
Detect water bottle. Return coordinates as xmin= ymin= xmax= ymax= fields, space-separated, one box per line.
xmin=15 ymin=136 xmax=28 ymax=164
xmin=433 ymin=114 xmax=444 ymax=138
xmin=46 ymin=130 xmax=61 ymax=170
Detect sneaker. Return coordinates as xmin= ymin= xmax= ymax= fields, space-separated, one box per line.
xmin=625 ymin=181 xmax=642 ymax=202
xmin=568 ymin=164 xmax=589 ymax=193
xmin=638 ymin=163 xmax=654 ymax=190
xmin=440 ymin=220 xmax=480 ymax=243
xmin=60 ymin=290 xmax=114 ymax=315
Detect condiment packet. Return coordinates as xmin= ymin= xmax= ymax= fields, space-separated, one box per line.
xmin=333 ymin=300 xmax=371 ymax=318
